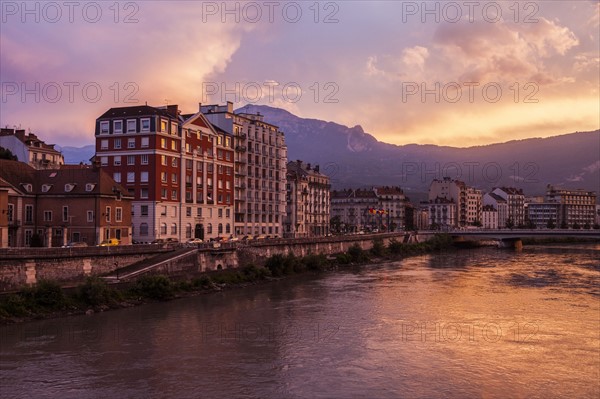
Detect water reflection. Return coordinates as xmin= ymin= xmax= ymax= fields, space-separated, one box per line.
xmin=1 ymin=244 xmax=599 ymax=398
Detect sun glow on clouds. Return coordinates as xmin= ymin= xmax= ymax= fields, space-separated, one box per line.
xmin=0 ymin=1 xmax=598 ymax=147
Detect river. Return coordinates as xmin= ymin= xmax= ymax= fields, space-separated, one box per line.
xmin=1 ymin=244 xmax=599 ymax=398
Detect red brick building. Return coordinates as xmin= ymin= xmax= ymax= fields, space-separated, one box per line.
xmin=0 ymin=160 xmax=132 ymax=247
xmin=94 ymin=104 xmax=234 ymax=243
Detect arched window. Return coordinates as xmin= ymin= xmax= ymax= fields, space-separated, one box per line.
xmin=171 ymin=223 xmax=177 ymax=234
xmin=225 ymin=223 xmax=231 ymax=234
xmin=207 ymin=223 xmax=212 ymax=234
xmin=218 ymin=223 xmax=223 ymax=234
xmin=186 ymin=223 xmax=192 ymax=239
xmin=160 ymin=223 xmax=167 ymax=235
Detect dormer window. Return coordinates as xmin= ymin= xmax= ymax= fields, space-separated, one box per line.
xmin=64 ymin=183 xmax=75 ymax=192
xmin=86 ymin=183 xmax=96 ymax=192
xmin=21 ymin=183 xmax=33 ymax=193
xmin=100 ymin=121 xmax=109 ymax=135
xmin=42 ymin=184 xmax=52 ymax=192
xmin=114 ymin=120 xmax=123 ymax=133
xmin=127 ymin=119 xmax=137 ymax=133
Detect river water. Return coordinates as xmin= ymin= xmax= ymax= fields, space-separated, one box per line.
xmin=1 ymin=244 xmax=599 ymax=399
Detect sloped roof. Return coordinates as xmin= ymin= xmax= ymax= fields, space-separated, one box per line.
xmin=97 ymin=105 xmax=174 ymax=120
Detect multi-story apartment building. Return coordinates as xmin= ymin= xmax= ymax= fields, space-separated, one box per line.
xmin=94 ymin=104 xmax=234 ymax=243
xmin=483 ymin=192 xmax=509 ymax=228
xmin=482 ymin=204 xmax=499 ymax=229
xmin=427 ymin=197 xmax=457 ymax=229
xmin=200 ymin=103 xmax=288 ymax=238
xmin=428 ymin=177 xmax=481 ymax=227
xmin=526 ymin=202 xmax=559 ymax=228
xmin=284 ymin=160 xmax=331 ymax=238
xmin=331 ymin=187 xmax=409 ymax=232
xmin=331 ymin=189 xmax=379 ymax=233
xmin=373 ymin=186 xmax=408 ymax=231
xmin=0 ymin=160 xmax=131 ymax=247
xmin=0 ymin=128 xmax=64 ymax=169
xmin=545 ymin=185 xmax=597 ymax=227
xmin=491 ymin=187 xmax=525 ymax=227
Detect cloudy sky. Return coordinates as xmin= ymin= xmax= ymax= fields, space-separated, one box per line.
xmin=1 ymin=1 xmax=598 ymax=148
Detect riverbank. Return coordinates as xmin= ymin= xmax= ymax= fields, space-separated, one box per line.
xmin=1 ymin=234 xmax=596 ymax=325
xmin=0 ymin=235 xmax=456 ymax=324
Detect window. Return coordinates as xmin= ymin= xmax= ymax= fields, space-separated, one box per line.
xmin=7 ymin=204 xmax=13 ymax=222
xmin=171 ymin=190 xmax=177 ymax=200
xmin=86 ymin=183 xmax=95 ymax=192
xmin=171 ymin=122 xmax=178 ymax=135
xmin=226 ymin=223 xmax=231 ymax=234
xmin=161 ymin=189 xmax=167 ymax=199
xmin=128 ymin=138 xmax=135 ymax=149
xmin=171 ymin=158 xmax=177 ymax=167
xmin=171 ymin=140 xmax=177 ymax=151
xmin=42 ymin=184 xmax=51 ymax=192
xmin=161 ymin=138 xmax=167 ymax=149
xmin=172 ymin=174 xmax=177 ymax=184
xmin=197 ymin=208 xmax=202 ymax=217
xmin=127 ymin=172 xmax=135 ymax=183
xmin=113 ymin=172 xmax=121 ymax=183
xmin=160 ymin=119 xmax=167 ymax=132
xmin=186 ymin=224 xmax=192 ymax=239
xmin=140 ymin=188 xmax=148 ymax=199
xmin=25 ymin=230 xmax=33 ymax=246
xmin=207 ymin=223 xmax=212 ymax=234
xmin=101 ymin=139 xmax=108 ymax=149
xmin=114 ymin=156 xmax=121 ymax=166
xmin=114 ymin=138 xmax=121 ymax=149
xmin=160 ymin=223 xmax=167 ymax=235
xmin=186 ymin=207 xmax=192 ymax=217
xmin=100 ymin=157 xmax=108 ymax=166
xmin=44 ymin=210 xmax=52 ymax=222
xmin=161 ymin=172 xmax=167 ymax=183
xmin=87 ymin=210 xmax=94 ymax=222
xmin=25 ymin=205 xmax=33 ymax=223
xmin=100 ymin=121 xmax=109 ymax=134
xmin=116 ymin=207 xmax=122 ymax=222
xmin=141 ymin=154 xmax=148 ymax=165
xmin=171 ymin=223 xmax=177 ymax=234
xmin=218 ymin=223 xmax=223 ymax=234
xmin=186 ymin=160 xmax=193 ymax=170
xmin=218 ymin=208 xmax=223 ymax=218
xmin=114 ymin=120 xmax=123 ymax=133
xmin=140 ymin=223 xmax=149 ymax=236
xmin=226 ymin=209 xmax=230 ymax=218
xmin=141 ymin=137 xmax=149 ymax=147
xmin=161 ymin=155 xmax=167 ymax=166
xmin=141 ymin=118 xmax=150 ymax=132
xmin=140 ymin=171 xmax=149 ymax=183
xmin=62 ymin=206 xmax=69 ymax=222
xmin=127 ymin=119 xmax=136 ymax=133
xmin=127 ymin=155 xmax=135 ymax=165
xmin=141 ymin=205 xmax=149 ymax=216
xmin=105 ymin=207 xmax=111 ymax=222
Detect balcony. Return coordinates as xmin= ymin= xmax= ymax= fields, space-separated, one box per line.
xmin=235 ymin=146 xmax=247 ymax=153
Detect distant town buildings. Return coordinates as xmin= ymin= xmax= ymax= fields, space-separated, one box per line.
xmin=284 ymin=160 xmax=331 ymax=238
xmin=491 ymin=187 xmax=525 ymax=227
xmin=428 ymin=177 xmax=482 ymax=227
xmin=482 ymin=204 xmax=499 ymax=229
xmin=427 ymin=197 xmax=457 ymax=229
xmin=483 ymin=192 xmax=508 ymax=228
xmin=0 ymin=128 xmax=64 ymax=169
xmin=0 ymin=159 xmax=131 ymax=248
xmin=545 ymin=185 xmax=597 ymax=228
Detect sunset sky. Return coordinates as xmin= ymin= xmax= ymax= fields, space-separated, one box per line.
xmin=1 ymin=1 xmax=598 ymax=148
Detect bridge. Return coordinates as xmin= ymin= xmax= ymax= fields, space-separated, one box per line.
xmin=447 ymin=229 xmax=600 ymax=249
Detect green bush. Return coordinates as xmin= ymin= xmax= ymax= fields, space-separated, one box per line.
xmin=370 ymin=238 xmax=386 ymax=256
xmin=336 ymin=253 xmax=352 ymax=264
xmin=0 ymin=294 xmax=31 ymax=318
xmin=348 ymin=244 xmax=369 ymax=263
xmin=265 ymin=253 xmax=299 ymax=276
xmin=22 ymin=280 xmax=66 ymax=310
xmin=388 ymin=238 xmax=404 ymax=255
xmin=303 ymin=254 xmax=329 ymax=271
xmin=134 ymin=275 xmax=173 ymax=300
xmin=193 ymin=275 xmax=213 ymax=288
xmin=78 ymin=277 xmax=120 ymax=307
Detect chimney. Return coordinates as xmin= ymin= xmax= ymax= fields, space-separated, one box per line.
xmin=306 ymin=163 xmax=311 ymax=171
xmin=166 ymin=104 xmax=179 ymax=117
xmin=227 ymin=101 xmax=233 ymax=113
xmin=314 ymin=164 xmax=320 ymax=173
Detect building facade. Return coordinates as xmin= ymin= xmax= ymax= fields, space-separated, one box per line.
xmin=284 ymin=161 xmax=331 ymax=238
xmin=483 ymin=192 xmax=508 ymax=228
xmin=545 ymin=185 xmax=597 ymax=228
xmin=428 ymin=177 xmax=481 ymax=227
xmin=200 ymin=103 xmax=288 ymax=238
xmin=491 ymin=187 xmax=525 ymax=227
xmin=482 ymin=204 xmax=499 ymax=229
xmin=0 ymin=128 xmax=64 ymax=169
xmin=428 ymin=197 xmax=457 ymax=229
xmin=94 ymin=104 xmax=234 ymax=243
xmin=0 ymin=160 xmax=131 ymax=247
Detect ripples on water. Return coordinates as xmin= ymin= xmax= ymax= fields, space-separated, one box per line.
xmin=1 ymin=244 xmax=599 ymax=399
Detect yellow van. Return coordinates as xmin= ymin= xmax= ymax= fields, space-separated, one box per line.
xmin=99 ymin=238 xmax=120 ymax=246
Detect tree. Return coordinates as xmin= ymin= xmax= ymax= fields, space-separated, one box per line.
xmin=0 ymin=146 xmax=18 ymax=161
xmin=546 ymin=218 xmax=556 ymax=229
xmin=583 ymin=223 xmax=591 ymax=230
xmin=506 ymin=218 xmax=515 ymax=229
xmin=560 ymin=221 xmax=568 ymax=229
xmin=572 ymin=222 xmax=581 ymax=230
xmin=330 ymin=216 xmax=342 ymax=233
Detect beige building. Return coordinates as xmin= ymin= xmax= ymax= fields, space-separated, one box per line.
xmin=0 ymin=128 xmax=64 ymax=169
xmin=200 ymin=103 xmax=288 ymax=238
xmin=483 ymin=192 xmax=508 ymax=228
xmin=284 ymin=160 xmax=331 ymax=238
xmin=428 ymin=177 xmax=481 ymax=227
xmin=545 ymin=185 xmax=597 ymax=228
xmin=428 ymin=197 xmax=457 ymax=229
xmin=482 ymin=204 xmax=498 ymax=229
xmin=491 ymin=187 xmax=525 ymax=227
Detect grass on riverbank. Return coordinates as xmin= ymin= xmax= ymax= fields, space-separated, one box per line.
xmin=0 ymin=234 xmax=456 ymax=323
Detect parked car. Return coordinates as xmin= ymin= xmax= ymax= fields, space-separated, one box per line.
xmin=151 ymin=239 xmax=165 ymax=244
xmin=99 ymin=238 xmax=120 ymax=246
xmin=62 ymin=241 xmax=88 ymax=248
xmin=165 ymin=238 xmax=179 ymax=244
xmin=187 ymin=238 xmax=204 ymax=244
